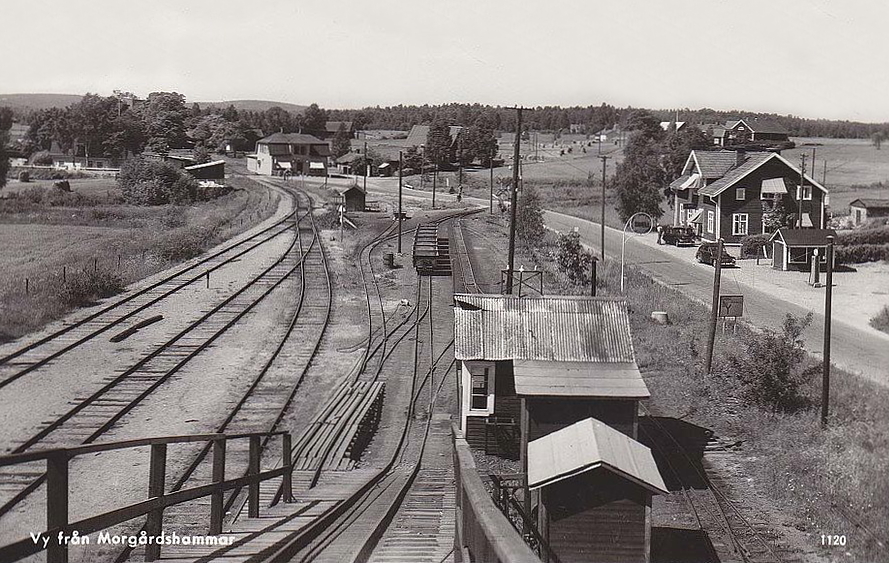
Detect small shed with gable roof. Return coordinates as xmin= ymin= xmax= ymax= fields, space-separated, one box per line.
xmin=529 ymin=417 xmax=667 ymax=563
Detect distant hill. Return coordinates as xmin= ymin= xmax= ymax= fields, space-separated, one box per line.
xmin=196 ymin=100 xmax=307 ymax=114
xmin=0 ymin=93 xmax=83 ymax=111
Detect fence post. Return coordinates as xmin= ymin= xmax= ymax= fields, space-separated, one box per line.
xmin=46 ymin=451 xmax=69 ymax=563
xmin=248 ymin=435 xmax=260 ymax=518
xmin=62 ymin=266 xmax=66 ymax=283
xmin=282 ymin=433 xmax=293 ymax=503
xmin=210 ymin=438 xmax=226 ymax=535
xmin=144 ymin=443 xmax=167 ymax=562
xmin=25 ymin=278 xmax=29 ymax=295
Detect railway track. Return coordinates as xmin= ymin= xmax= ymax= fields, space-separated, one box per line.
xmin=0 ymin=189 xmax=319 ymax=522
xmin=639 ymin=407 xmax=802 ymax=563
xmin=0 ymin=179 xmax=297 ymax=391
xmin=116 ymin=183 xmax=334 ymax=562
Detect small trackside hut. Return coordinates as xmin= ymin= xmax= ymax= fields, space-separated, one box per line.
xmin=453 ymin=294 xmax=650 ymax=458
xmin=530 ymin=418 xmax=667 ymax=563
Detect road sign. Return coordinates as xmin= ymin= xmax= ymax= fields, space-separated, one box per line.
xmin=718 ymin=294 xmax=744 ymax=318
xmin=630 ymin=212 xmax=653 ymax=234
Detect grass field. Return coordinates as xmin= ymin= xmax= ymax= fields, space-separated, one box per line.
xmin=0 ymin=175 xmax=280 ymax=341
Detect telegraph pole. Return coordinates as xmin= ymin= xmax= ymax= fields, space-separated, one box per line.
xmin=490 ymin=144 xmax=495 ymax=214
xmin=432 ymin=148 xmax=437 ymax=209
xmin=598 ymin=155 xmax=610 ymax=260
xmin=398 ymin=150 xmax=403 ymax=253
xmin=822 ymin=236 xmax=835 ymax=427
xmin=506 ymin=107 xmax=524 ymax=295
xmin=704 ymin=238 xmax=724 ymax=375
xmin=363 ymin=140 xmax=368 ymax=193
xmin=799 ymin=154 xmax=807 ymax=229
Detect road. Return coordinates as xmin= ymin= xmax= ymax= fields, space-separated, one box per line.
xmin=307 ymin=174 xmax=889 ymax=387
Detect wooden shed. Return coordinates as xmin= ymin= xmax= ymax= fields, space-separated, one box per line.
xmin=849 ymin=198 xmax=889 ymax=226
xmin=454 ymin=294 xmax=647 ymax=458
xmin=769 ymin=228 xmax=837 ymax=271
xmin=529 ymin=418 xmax=667 ymax=563
xmin=184 ymin=159 xmax=225 ymax=181
xmin=334 ymin=185 xmax=366 ymax=212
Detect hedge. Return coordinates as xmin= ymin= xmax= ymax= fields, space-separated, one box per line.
xmin=834 ymin=243 xmax=889 ymax=264
xmin=836 ymin=226 xmax=889 ymax=246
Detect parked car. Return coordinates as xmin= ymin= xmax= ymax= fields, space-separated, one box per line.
xmin=696 ymin=243 xmax=737 ymax=267
xmin=659 ymin=226 xmax=697 ymax=246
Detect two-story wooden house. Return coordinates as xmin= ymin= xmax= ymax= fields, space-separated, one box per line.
xmin=668 ymin=149 xmax=828 ymax=244
xmin=246 ymin=133 xmax=331 ymax=176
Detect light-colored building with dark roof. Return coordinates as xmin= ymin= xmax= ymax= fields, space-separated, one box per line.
xmin=246 ymin=133 xmax=331 ymax=176
xmin=849 ymin=198 xmax=889 ymax=226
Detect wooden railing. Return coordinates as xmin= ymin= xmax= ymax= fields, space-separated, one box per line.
xmin=452 ymin=425 xmax=540 ymax=563
xmin=0 ymin=431 xmax=293 ymax=563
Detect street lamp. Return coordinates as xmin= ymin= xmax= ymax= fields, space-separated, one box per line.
xmin=620 ymin=212 xmax=653 ymax=293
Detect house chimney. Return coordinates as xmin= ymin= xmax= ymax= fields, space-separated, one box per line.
xmin=735 ymin=149 xmax=746 ymax=167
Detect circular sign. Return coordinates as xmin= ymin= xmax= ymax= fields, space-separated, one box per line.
xmin=629 ymin=212 xmax=654 ymax=234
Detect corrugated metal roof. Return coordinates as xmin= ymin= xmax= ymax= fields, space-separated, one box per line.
xmin=454 ymin=294 xmax=636 ymax=362
xmin=529 ymin=418 xmax=666 ymax=494
xmin=513 ymin=360 xmax=649 ymax=398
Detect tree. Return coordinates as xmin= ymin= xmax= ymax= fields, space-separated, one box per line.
xmin=426 ymin=117 xmax=452 ymax=167
xmin=193 ymin=145 xmax=211 ymax=164
xmin=331 ymin=123 xmax=351 ymax=158
xmin=138 ymin=92 xmax=190 ymax=154
xmin=302 ymin=103 xmax=328 ymax=134
xmin=662 ymin=126 xmax=712 ymax=181
xmin=613 ymin=133 xmax=667 ymax=222
xmin=516 ymin=184 xmax=545 ymax=244
xmin=0 ymin=107 xmax=12 ymax=190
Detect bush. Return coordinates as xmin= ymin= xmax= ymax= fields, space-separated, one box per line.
xmin=118 ymin=158 xmax=200 ymax=205
xmin=739 ymin=233 xmax=771 ymax=258
xmin=55 ymin=268 xmax=124 ymax=307
xmin=836 ymin=226 xmax=889 ymax=246
xmin=556 ymin=230 xmax=594 ymax=285
xmin=725 ymin=313 xmax=814 ymax=412
xmin=834 ymin=243 xmax=889 ymax=264
xmin=18 ymin=170 xmax=30 ymax=182
xmin=871 ymin=305 xmax=889 ymax=335
xmin=516 ymin=184 xmax=545 ymax=244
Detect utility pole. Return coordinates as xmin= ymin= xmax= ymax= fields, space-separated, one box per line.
xmin=822 ymin=159 xmax=827 ymax=186
xmin=363 ymin=141 xmax=368 ymax=193
xmin=822 ymin=236 xmax=835 ymax=427
xmin=398 ymin=150 xmax=403 ymax=253
xmin=704 ymin=238 xmax=724 ymax=375
xmin=458 ymin=133 xmax=464 ymax=188
xmin=420 ymin=145 xmax=425 ymax=191
xmin=598 ymin=155 xmax=610 ymax=260
xmin=799 ymin=154 xmax=807 ymax=229
xmin=490 ymin=143 xmax=495 ymax=214
xmin=506 ymin=107 xmax=524 ymax=295
xmin=432 ymin=148 xmax=437 ymax=209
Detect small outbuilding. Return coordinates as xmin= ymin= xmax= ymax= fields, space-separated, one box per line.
xmin=184 ymin=160 xmax=225 ymax=181
xmin=334 ymin=185 xmax=366 ymax=212
xmin=529 ymin=417 xmax=667 ymax=563
xmin=849 ymin=198 xmax=889 ymax=226
xmin=454 ymin=294 xmax=648 ymax=458
xmin=770 ymin=228 xmax=838 ymax=271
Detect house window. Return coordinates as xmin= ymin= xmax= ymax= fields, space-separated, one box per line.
xmin=800 ymin=185 xmax=812 ymax=200
xmin=707 ymin=211 xmax=715 ymax=233
xmin=470 ymin=366 xmax=490 ymax=411
xmin=732 ymin=213 xmax=749 ymax=236
xmin=736 ymin=188 xmax=746 ymax=200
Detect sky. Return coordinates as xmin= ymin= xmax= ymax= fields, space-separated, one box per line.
xmin=3 ymin=0 xmax=889 ymax=122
